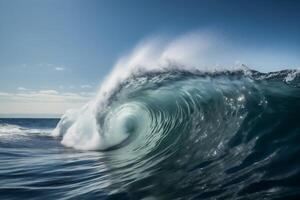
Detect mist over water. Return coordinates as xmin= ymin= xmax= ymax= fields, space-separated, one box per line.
xmin=1 ymin=33 xmax=300 ymax=199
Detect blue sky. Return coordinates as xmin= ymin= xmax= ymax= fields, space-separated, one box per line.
xmin=0 ymin=0 xmax=299 ymax=117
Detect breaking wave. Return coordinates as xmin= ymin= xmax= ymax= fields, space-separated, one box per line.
xmin=51 ymin=34 xmax=300 ymax=198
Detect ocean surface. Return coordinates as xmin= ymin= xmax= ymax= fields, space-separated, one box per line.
xmin=0 ymin=69 xmax=300 ymax=199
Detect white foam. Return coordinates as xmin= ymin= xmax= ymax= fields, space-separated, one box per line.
xmin=0 ymin=124 xmax=53 ymax=138
xmin=285 ymin=69 xmax=300 ymax=82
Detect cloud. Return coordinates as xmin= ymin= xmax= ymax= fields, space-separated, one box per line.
xmin=12 ymin=90 xmax=91 ymax=103
xmin=0 ymin=92 xmax=10 ymax=96
xmin=39 ymin=90 xmax=59 ymax=95
xmin=17 ymin=87 xmax=29 ymax=91
xmin=55 ymin=66 xmax=65 ymax=71
xmin=80 ymin=84 xmax=92 ymax=89
xmin=0 ymin=89 xmax=95 ymax=115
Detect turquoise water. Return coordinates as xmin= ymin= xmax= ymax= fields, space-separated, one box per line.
xmin=0 ymin=70 xmax=300 ymax=199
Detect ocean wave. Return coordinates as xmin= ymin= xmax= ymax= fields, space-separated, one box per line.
xmin=51 ymin=66 xmax=300 ymax=198
xmin=50 ymin=33 xmax=300 ymax=198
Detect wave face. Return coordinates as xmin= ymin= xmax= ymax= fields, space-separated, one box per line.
xmin=51 ymin=67 xmax=300 ymax=199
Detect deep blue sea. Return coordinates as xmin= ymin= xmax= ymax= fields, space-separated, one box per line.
xmin=0 ymin=70 xmax=300 ymax=199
